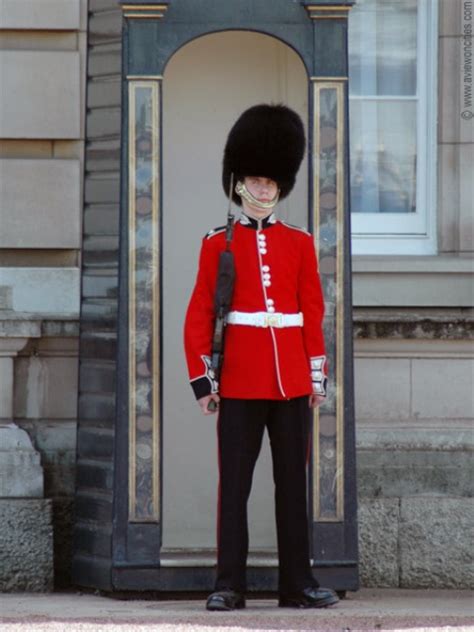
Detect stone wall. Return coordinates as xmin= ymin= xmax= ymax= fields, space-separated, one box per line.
xmin=350 ymin=0 xmax=474 ymax=585
xmin=0 ymin=0 xmax=87 ymax=590
xmin=354 ymin=310 xmax=473 ymax=588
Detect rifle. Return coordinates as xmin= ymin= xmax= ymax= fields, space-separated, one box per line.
xmin=208 ymin=174 xmax=236 ymax=411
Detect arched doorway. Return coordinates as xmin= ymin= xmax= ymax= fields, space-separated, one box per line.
xmin=162 ymin=30 xmax=308 ymax=553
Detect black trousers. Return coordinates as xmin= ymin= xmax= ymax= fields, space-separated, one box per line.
xmin=215 ymin=396 xmax=318 ymax=594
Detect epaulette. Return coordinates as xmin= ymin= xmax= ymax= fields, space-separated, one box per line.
xmin=280 ymin=220 xmax=311 ymax=236
xmin=204 ymin=225 xmax=227 ymax=239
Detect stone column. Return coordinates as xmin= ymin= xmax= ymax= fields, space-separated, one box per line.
xmin=0 ymin=335 xmax=44 ymax=496
xmin=0 ymin=320 xmax=53 ymax=591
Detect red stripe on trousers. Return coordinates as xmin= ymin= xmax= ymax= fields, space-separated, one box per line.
xmin=216 ymin=414 xmax=222 ymax=553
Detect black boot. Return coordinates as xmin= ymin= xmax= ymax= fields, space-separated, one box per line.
xmin=279 ymin=586 xmax=339 ymax=608
xmin=206 ymin=590 xmax=246 ymax=611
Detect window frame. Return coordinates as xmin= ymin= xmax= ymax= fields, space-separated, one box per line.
xmin=349 ymin=0 xmax=439 ymax=256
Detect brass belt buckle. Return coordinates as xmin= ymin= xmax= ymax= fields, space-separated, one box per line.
xmin=267 ymin=313 xmax=282 ymax=328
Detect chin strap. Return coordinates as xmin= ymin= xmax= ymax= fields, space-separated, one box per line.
xmin=235 ymin=181 xmax=280 ymax=210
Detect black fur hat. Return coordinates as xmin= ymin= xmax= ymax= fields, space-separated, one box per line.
xmin=222 ymin=103 xmax=305 ymax=206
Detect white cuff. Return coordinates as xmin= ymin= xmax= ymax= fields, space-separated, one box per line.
xmin=310 ymin=355 xmax=327 ymax=397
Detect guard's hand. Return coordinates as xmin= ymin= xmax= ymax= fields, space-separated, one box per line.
xmin=309 ymin=394 xmax=325 ymax=409
xmin=198 ymin=394 xmax=220 ymax=415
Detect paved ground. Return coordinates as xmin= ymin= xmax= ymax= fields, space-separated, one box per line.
xmin=0 ymin=589 xmax=472 ymax=631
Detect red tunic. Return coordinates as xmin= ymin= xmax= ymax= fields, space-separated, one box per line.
xmin=184 ymin=212 xmax=327 ymax=400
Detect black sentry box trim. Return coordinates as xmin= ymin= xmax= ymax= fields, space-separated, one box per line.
xmin=104 ymin=0 xmax=358 ymax=592
xmin=113 ymin=15 xmax=132 ymax=569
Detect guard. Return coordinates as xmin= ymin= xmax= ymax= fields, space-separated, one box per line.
xmin=184 ymin=104 xmax=338 ymax=611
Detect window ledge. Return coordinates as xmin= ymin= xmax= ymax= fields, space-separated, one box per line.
xmin=352 ymin=255 xmax=473 ymax=307
xmin=0 ymin=312 xmax=79 ymax=338
xmin=352 ymin=255 xmax=473 ymax=274
xmin=352 ymin=308 xmax=473 ymax=340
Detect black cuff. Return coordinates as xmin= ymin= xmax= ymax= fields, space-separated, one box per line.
xmin=190 ymin=355 xmax=219 ymax=400
xmin=313 ymin=377 xmax=328 ymax=397
xmin=191 ymin=376 xmax=213 ymax=400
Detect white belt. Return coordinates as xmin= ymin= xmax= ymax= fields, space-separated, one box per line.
xmin=226 ymin=310 xmax=304 ymax=329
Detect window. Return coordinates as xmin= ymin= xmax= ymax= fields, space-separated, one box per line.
xmin=348 ymin=0 xmax=438 ymax=255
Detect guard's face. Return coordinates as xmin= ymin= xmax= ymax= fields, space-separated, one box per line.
xmin=243 ymin=176 xmax=279 ymax=215
xmin=244 ymin=176 xmax=278 ymax=202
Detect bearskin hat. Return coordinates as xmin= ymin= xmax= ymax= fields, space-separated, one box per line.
xmin=222 ymin=103 xmax=306 ymax=206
